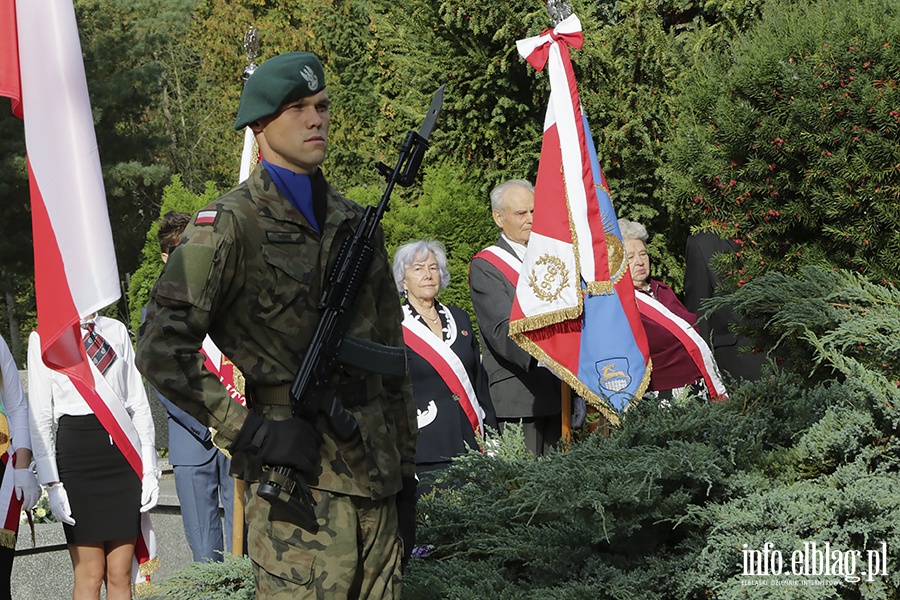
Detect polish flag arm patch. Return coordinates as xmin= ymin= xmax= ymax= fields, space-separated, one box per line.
xmin=195 ymin=210 xmax=218 ymax=226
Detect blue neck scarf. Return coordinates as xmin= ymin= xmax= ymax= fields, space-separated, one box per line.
xmin=262 ymin=160 xmax=320 ymax=234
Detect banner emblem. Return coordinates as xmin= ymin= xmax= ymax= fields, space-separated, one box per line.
xmin=596 ymin=358 xmax=631 ymax=394
xmin=527 ymin=254 xmax=570 ymax=303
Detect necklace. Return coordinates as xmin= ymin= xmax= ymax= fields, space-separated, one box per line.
xmin=420 ymin=312 xmax=440 ymax=324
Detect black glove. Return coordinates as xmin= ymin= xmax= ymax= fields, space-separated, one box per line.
xmin=396 ymin=475 xmax=417 ymax=569
xmin=230 ymin=411 xmax=322 ymax=476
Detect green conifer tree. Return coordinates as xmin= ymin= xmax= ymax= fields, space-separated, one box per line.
xmin=400 ymin=266 xmax=900 ymax=599
xmin=663 ymin=0 xmax=900 ymax=285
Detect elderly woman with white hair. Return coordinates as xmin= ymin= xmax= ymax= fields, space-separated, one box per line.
xmin=618 ymin=219 xmax=727 ymax=401
xmin=392 ymin=239 xmax=497 ymax=496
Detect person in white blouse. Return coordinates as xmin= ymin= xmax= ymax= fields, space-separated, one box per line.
xmin=27 ymin=315 xmax=158 ymax=600
xmin=0 ymin=334 xmax=40 ymax=600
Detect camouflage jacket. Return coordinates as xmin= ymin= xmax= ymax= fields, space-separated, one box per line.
xmin=136 ymin=165 xmax=417 ymax=499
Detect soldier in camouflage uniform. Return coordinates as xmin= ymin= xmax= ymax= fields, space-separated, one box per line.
xmin=135 ymin=52 xmax=418 ymax=599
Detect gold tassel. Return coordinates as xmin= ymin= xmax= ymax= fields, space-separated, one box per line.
xmin=0 ymin=529 xmax=17 ymax=550
xmin=586 ymin=281 xmax=615 ymax=296
xmin=0 ymin=413 xmax=10 ymax=456
xmin=139 ymin=555 xmax=161 ymax=578
xmin=133 ymin=579 xmax=154 ymax=598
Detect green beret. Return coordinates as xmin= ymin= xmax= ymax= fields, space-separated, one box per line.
xmin=234 ymin=52 xmax=326 ymax=130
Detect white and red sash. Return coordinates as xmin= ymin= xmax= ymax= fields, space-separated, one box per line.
xmin=634 ymin=292 xmax=728 ymax=399
xmin=401 ymin=305 xmax=485 ymax=436
xmin=69 ymin=350 xmax=158 ymax=584
xmin=472 ymin=245 xmax=521 ymax=287
xmin=0 ymin=449 xmax=23 ymax=549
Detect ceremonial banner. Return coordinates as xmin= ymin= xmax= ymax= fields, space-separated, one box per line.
xmin=0 ymin=0 xmax=158 ymax=583
xmin=510 ymin=14 xmax=651 ymax=423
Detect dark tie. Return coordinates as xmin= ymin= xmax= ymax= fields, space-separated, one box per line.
xmin=82 ymin=322 xmax=117 ymax=376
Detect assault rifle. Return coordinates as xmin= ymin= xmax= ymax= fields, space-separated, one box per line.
xmin=256 ymin=85 xmax=445 ymax=529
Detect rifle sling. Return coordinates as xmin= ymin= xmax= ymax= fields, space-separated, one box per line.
xmin=337 ymin=335 xmax=408 ymax=378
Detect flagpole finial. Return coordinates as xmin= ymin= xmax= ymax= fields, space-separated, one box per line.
xmin=242 ymin=28 xmax=259 ymax=81
xmin=547 ymin=0 xmax=573 ymax=26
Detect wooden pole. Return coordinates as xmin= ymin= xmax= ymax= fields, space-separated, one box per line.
xmin=561 ymin=382 xmax=572 ymax=449
xmin=232 ymin=477 xmax=245 ymax=555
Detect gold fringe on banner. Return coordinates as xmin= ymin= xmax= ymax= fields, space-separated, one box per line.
xmin=139 ymin=555 xmax=161 ymax=578
xmin=509 ymin=148 xmax=651 ymax=426
xmin=509 ymin=304 xmax=583 ymax=336
xmin=0 ymin=529 xmax=16 ymax=550
xmin=586 ymin=280 xmax=614 ymax=295
xmin=134 ymin=580 xmax=153 ymax=598
xmin=0 ymin=413 xmax=10 ymax=456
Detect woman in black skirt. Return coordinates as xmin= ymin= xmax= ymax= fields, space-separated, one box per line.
xmin=27 ymin=316 xmax=159 ymax=599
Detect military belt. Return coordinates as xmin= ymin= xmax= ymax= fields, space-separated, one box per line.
xmin=252 ymin=373 xmax=384 ymax=407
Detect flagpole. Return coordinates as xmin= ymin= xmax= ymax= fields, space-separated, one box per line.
xmin=231 ymin=27 xmax=259 ymax=557
xmin=550 ymin=0 xmax=574 ymax=449
xmin=560 ymin=382 xmax=572 ymax=448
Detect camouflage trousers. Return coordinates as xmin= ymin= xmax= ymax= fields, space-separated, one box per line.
xmin=245 ymin=481 xmax=404 ymax=599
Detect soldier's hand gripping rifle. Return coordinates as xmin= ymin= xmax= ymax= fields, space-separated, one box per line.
xmin=256 ymin=85 xmax=445 ymax=529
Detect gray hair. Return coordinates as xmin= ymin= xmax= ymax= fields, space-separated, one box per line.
xmin=392 ymin=239 xmax=451 ymax=293
xmin=490 ymin=179 xmax=534 ymax=212
xmin=617 ymin=218 xmax=649 ymax=243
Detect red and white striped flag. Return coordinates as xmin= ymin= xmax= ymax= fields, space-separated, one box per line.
xmin=509 ymin=14 xmax=652 ymax=421
xmin=0 ymin=0 xmax=158 ymax=583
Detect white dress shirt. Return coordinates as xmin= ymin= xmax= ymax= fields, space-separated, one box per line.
xmin=501 ymin=234 xmax=527 ymax=261
xmin=0 ymin=334 xmax=31 ymax=453
xmin=27 ymin=316 xmax=156 ymax=485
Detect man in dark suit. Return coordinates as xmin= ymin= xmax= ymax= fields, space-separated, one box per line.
xmin=684 ymin=232 xmax=765 ymax=382
xmin=469 ymin=179 xmax=562 ymax=456
xmin=152 ymin=211 xmax=234 ymax=562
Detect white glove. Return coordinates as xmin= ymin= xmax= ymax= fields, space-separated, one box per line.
xmin=14 ymin=467 xmax=41 ymax=511
xmin=47 ymin=483 xmax=76 ymax=526
xmin=571 ymin=397 xmax=587 ymax=429
xmin=140 ymin=471 xmax=160 ymax=513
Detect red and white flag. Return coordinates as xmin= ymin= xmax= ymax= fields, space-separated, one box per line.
xmin=0 ymin=0 xmax=158 ymax=583
xmin=509 ymin=14 xmax=652 ymax=421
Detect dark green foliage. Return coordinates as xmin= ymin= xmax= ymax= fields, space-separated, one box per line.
xmin=369 ymin=0 xmax=550 ymax=186
xmin=705 ymin=266 xmax=900 ymax=384
xmin=403 ymin=267 xmax=900 ymax=599
xmin=377 ymin=161 xmax=498 ymax=320
xmin=0 ymin=107 xmax=34 ymax=360
xmin=150 ymin=552 xmax=253 ymax=599
xmin=569 ymin=0 xmax=765 ymax=291
xmin=579 ymin=0 xmax=688 ymax=286
xmin=663 ymin=0 xmax=900 ymax=285
xmin=74 ymin=0 xmax=192 ymax=276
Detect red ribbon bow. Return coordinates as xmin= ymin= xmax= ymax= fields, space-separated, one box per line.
xmin=523 ymin=27 xmax=584 ymax=71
